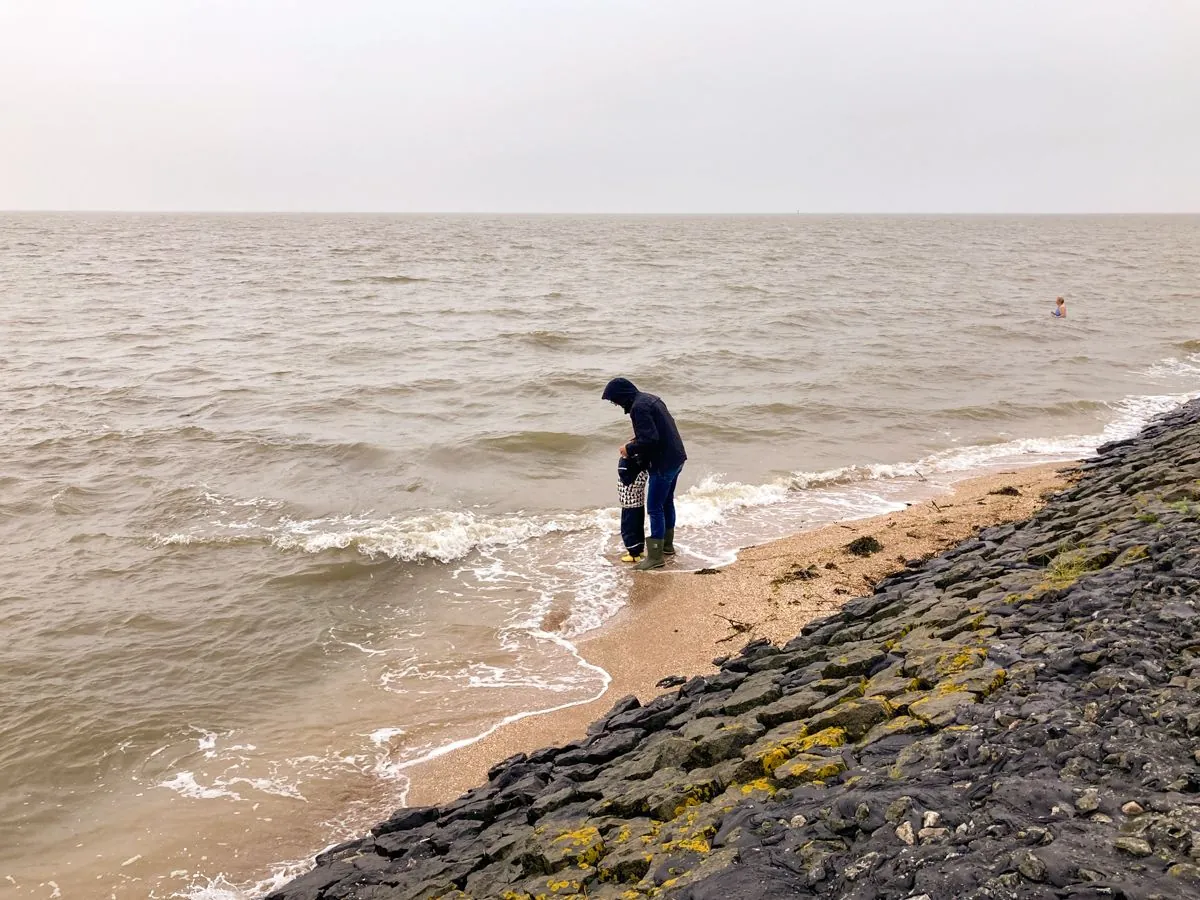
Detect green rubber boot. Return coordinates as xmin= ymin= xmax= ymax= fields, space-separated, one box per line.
xmin=635 ymin=538 xmax=665 ymax=571
xmin=663 ymin=528 xmax=676 ymax=556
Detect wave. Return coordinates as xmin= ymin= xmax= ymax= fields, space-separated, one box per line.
xmin=26 ymin=424 xmax=393 ymax=466
xmin=535 ymin=373 xmax=610 ymax=393
xmin=674 ymin=475 xmax=789 ymax=527
xmin=152 ymin=388 xmax=1199 ymax=575
xmin=789 ymin=391 xmax=1196 ymax=490
xmin=474 ymin=429 xmax=594 ymax=455
xmin=331 ymin=275 xmax=429 ymax=285
xmin=1143 ymin=352 xmax=1200 ymax=381
xmin=672 ymin=416 xmax=794 ymax=442
xmin=499 ymin=330 xmax=573 ymax=348
xmin=938 ymin=398 xmax=1110 ymax=423
xmin=151 ymin=474 xmax=791 ymax=566
xmin=154 ymin=509 xmax=596 ymax=564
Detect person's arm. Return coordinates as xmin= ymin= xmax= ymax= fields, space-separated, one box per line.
xmin=624 ymin=404 xmax=660 ymax=457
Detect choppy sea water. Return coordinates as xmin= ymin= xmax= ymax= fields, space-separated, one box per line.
xmin=1 ymin=214 xmax=1198 ymax=898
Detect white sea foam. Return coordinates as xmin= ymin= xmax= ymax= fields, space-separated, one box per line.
xmin=674 ymin=474 xmax=791 ymax=527
xmin=225 ymin=776 xmax=306 ymax=801
xmin=789 ymin=391 xmax=1199 ymax=491
xmin=178 ymin=860 xmax=310 ymax=900
xmin=270 ymin=509 xmax=593 ymax=562
xmin=1142 ymin=352 xmax=1200 ymax=382
xmin=367 ymin=727 xmax=406 ymax=745
xmin=158 ymin=772 xmax=241 ymax=801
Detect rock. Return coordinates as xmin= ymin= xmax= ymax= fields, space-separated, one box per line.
xmin=1121 ymin=800 xmax=1145 ymax=816
xmin=1168 ymin=863 xmax=1200 ymax=884
xmin=1076 ymin=788 xmax=1101 ymax=813
xmin=555 ymin=728 xmax=645 ymax=767
xmin=774 ymin=753 xmax=847 ymax=786
xmin=531 ymin=787 xmax=586 ymax=818
xmin=863 ymin=668 xmax=916 ymax=699
xmin=821 ymin=645 xmax=886 ymax=679
xmin=487 ymin=753 xmax=528 ymax=781
xmin=655 ymin=674 xmax=687 ymax=688
xmin=371 ymin=806 xmax=439 ymax=837
xmin=753 ymin=690 xmax=822 ymax=728
xmin=804 ymin=697 xmax=892 ymax=739
xmin=687 ymin=719 xmax=764 ymax=767
xmin=1113 ymin=836 xmax=1153 ymax=857
xmin=596 ymin=839 xmax=654 ymax=883
xmin=895 ymin=821 xmax=916 ymax=845
xmin=884 ymin=796 xmax=914 ymax=825
xmin=909 ymin=690 xmax=977 ymax=726
xmin=858 ymin=714 xmax=927 ymax=748
xmin=587 ymin=695 xmax=641 ymax=734
xmin=842 ymin=851 xmax=879 ymax=881
xmin=721 ymin=672 xmax=783 ymax=715
xmin=517 ymin=821 xmax=605 ymax=874
xmin=1013 ymin=849 xmax=1048 ymax=882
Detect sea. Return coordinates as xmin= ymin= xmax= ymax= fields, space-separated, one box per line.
xmin=2 ymin=213 xmax=1198 ymax=899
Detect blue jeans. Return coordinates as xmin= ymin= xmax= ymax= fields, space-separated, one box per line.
xmin=646 ymin=465 xmax=682 ymax=540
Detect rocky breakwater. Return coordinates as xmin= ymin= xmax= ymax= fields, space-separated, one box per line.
xmin=269 ymin=399 xmax=1200 ymax=900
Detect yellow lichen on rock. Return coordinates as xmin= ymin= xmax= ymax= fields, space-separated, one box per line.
xmin=857 ymin=714 xmax=928 ymax=747
xmin=662 ymin=834 xmax=712 ymax=855
xmin=774 ymin=753 xmax=848 ymax=786
xmin=934 ymin=647 xmax=987 ymax=676
xmin=797 ymin=726 xmax=847 ymax=751
xmin=759 ymin=725 xmax=848 ymax=773
xmin=551 ymin=826 xmax=605 ymax=867
xmin=737 ymin=777 xmax=777 ymax=796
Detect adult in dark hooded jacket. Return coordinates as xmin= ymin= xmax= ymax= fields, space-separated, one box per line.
xmin=601 ymin=378 xmax=687 ymax=570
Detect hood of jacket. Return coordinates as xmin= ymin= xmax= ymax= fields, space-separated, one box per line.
xmin=602 ymin=377 xmax=639 ymax=414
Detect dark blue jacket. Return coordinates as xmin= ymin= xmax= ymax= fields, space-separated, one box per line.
xmin=602 ymin=378 xmax=687 ymax=472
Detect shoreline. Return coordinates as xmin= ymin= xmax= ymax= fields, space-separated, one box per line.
xmin=404 ymin=460 xmax=1074 ymax=807
xmin=268 ymin=396 xmax=1200 ymax=899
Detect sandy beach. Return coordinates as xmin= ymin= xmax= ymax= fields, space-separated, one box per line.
xmin=405 ymin=462 xmax=1074 ymax=806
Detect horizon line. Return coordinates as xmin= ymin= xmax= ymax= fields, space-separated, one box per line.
xmin=2 ymin=209 xmax=1198 ymax=217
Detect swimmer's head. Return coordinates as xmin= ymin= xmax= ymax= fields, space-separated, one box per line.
xmin=1056 ymin=296 xmax=1065 ymax=307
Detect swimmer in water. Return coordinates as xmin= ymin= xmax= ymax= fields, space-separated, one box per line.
xmin=1052 ymin=296 xmax=1067 ymax=319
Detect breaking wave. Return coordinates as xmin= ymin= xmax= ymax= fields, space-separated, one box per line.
xmin=788 ymin=391 xmax=1197 ymax=491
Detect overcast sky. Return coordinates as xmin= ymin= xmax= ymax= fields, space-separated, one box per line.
xmin=1 ymin=1 xmax=1197 ymax=213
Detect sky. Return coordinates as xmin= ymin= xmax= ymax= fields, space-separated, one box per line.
xmin=1 ymin=1 xmax=1197 ymax=213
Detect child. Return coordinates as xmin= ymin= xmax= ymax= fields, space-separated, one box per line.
xmin=1052 ymin=296 xmax=1067 ymax=318
xmin=617 ymin=448 xmax=649 ymax=563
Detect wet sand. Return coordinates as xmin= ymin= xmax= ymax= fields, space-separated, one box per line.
xmin=405 ymin=463 xmax=1074 ymax=806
